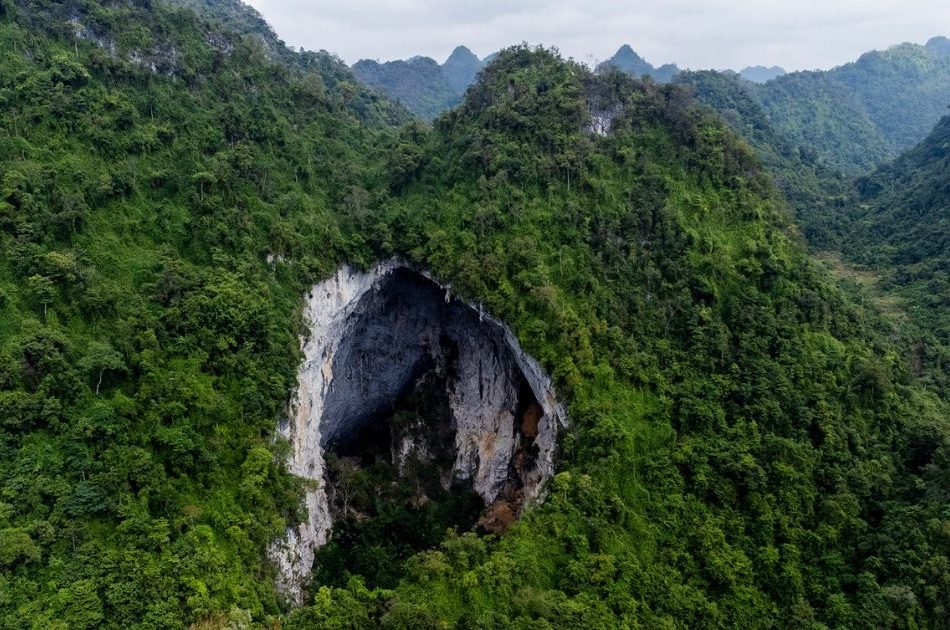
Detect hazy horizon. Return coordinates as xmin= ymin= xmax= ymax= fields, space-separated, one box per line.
xmin=244 ymin=0 xmax=948 ymax=72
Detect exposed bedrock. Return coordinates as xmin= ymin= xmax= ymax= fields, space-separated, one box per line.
xmin=270 ymin=260 xmax=567 ymax=603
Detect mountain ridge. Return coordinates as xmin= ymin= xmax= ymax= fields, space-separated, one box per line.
xmin=739 ymin=65 xmax=786 ymax=83
xmin=598 ymin=43 xmax=681 ymax=82
xmin=350 ymin=46 xmax=487 ymax=119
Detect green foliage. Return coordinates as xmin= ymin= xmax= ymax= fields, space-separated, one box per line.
xmin=0 ymin=528 xmax=37 ymax=567
xmin=0 ymin=3 xmax=948 ymax=628
xmin=314 ymin=452 xmax=483 ymax=590
xmin=674 ymin=69 xmax=852 ymax=247
xmin=348 ymin=46 xmax=950 ymax=628
xmin=754 ymin=42 xmax=950 ymax=175
xmin=752 ymin=69 xmax=896 ymax=175
xmin=352 ymin=57 xmax=460 ymax=121
xmin=833 ymin=43 xmax=950 ymax=151
xmin=677 ymin=43 xmax=950 ymax=178
xmin=0 ymin=0 xmax=398 ymax=625
xmin=838 ymin=115 xmax=950 ymax=386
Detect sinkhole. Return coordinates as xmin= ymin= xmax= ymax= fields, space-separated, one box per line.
xmin=271 ymin=261 xmax=566 ymax=602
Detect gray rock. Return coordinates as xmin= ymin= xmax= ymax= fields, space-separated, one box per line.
xmin=270 ymin=260 xmax=566 ymax=604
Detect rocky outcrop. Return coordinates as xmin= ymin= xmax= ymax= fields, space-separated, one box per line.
xmin=270 ymin=260 xmax=566 ymax=603
xmin=587 ymin=104 xmax=622 ymax=136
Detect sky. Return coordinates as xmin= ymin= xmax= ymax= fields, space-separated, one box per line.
xmin=244 ymin=0 xmax=950 ymax=71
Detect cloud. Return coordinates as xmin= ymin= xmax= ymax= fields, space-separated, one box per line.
xmin=246 ymin=0 xmax=950 ymax=71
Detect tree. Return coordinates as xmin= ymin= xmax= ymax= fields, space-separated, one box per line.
xmin=27 ymin=274 xmax=56 ymax=317
xmin=78 ymin=342 xmax=125 ymax=395
xmin=0 ymin=0 xmax=14 ymax=21
xmin=0 ymin=528 xmax=38 ymax=567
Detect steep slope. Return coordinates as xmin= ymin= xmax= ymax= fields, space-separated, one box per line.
xmin=351 ymin=56 xmax=460 ymax=120
xmin=830 ymin=43 xmax=950 ymax=151
xmin=842 ymin=115 xmax=950 ymax=376
xmin=441 ymin=45 xmax=483 ymax=95
xmin=0 ymin=0 xmax=402 ymax=625
xmin=606 ymin=40 xmax=950 ymax=176
xmin=752 ymin=70 xmax=896 ymax=174
xmin=286 ymin=50 xmax=950 ymax=628
xmin=674 ymin=70 xmax=851 ymax=247
xmin=751 ymin=41 xmax=950 ymax=175
xmin=166 ymin=0 xmax=415 ymax=113
xmin=163 ymin=0 xmax=283 ymax=53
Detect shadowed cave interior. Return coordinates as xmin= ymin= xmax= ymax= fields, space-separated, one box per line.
xmin=311 ymin=268 xmax=548 ymax=588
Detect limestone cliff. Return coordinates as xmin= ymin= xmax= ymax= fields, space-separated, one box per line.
xmin=270 ymin=261 xmax=566 ymax=603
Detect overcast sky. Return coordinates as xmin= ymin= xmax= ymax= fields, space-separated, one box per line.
xmin=244 ymin=0 xmax=949 ymax=71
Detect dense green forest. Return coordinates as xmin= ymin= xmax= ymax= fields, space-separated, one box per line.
xmin=351 ymin=57 xmax=461 ymax=121
xmin=0 ymin=0 xmax=401 ymax=625
xmin=679 ymin=64 xmax=950 ymax=391
xmin=351 ymin=47 xmax=485 ymax=120
xmin=836 ymin=115 xmax=950 ymax=386
xmin=750 ymin=42 xmax=950 ymax=175
xmin=0 ymin=1 xmax=949 ymax=628
xmin=750 ymin=70 xmax=896 ymax=175
xmin=305 ymin=50 xmax=950 ymax=629
xmin=672 ymin=69 xmax=852 ymax=248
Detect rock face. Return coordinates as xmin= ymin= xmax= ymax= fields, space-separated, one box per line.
xmin=271 ymin=261 xmax=566 ymax=603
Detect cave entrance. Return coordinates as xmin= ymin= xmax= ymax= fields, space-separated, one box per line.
xmin=315 ymin=356 xmax=485 ymax=589
xmin=312 ymin=268 xmax=548 ymax=588
xmin=274 ymin=262 xmax=566 ymax=600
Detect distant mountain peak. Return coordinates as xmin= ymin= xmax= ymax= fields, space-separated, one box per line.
xmin=925 ymin=35 xmax=950 ymax=58
xmin=442 ymin=44 xmax=484 ymax=96
xmin=739 ymin=65 xmax=787 ymax=83
xmin=601 ymin=44 xmax=652 ymax=76
xmin=600 ymin=44 xmax=679 ymax=82
xmin=446 ymin=45 xmax=478 ymax=62
xmin=613 ymin=44 xmax=646 ymax=64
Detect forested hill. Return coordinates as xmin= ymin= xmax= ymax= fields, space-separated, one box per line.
xmin=0 ymin=0 xmax=402 ymax=625
xmin=674 ymin=40 xmax=950 ymax=245
xmin=351 ymin=37 xmax=950 ymax=137
xmin=840 ymin=114 xmax=950 ymax=379
xmin=1 ymin=2 xmax=950 ymax=629
xmin=344 ymin=51 xmax=950 ymax=628
xmin=349 ymin=43 xmax=687 ymax=120
xmin=751 ymin=41 xmax=950 ymax=175
xmin=351 ymin=56 xmax=461 ymax=120
xmin=673 ymin=69 xmax=852 ymax=248
xmin=351 ymin=46 xmax=486 ymax=119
